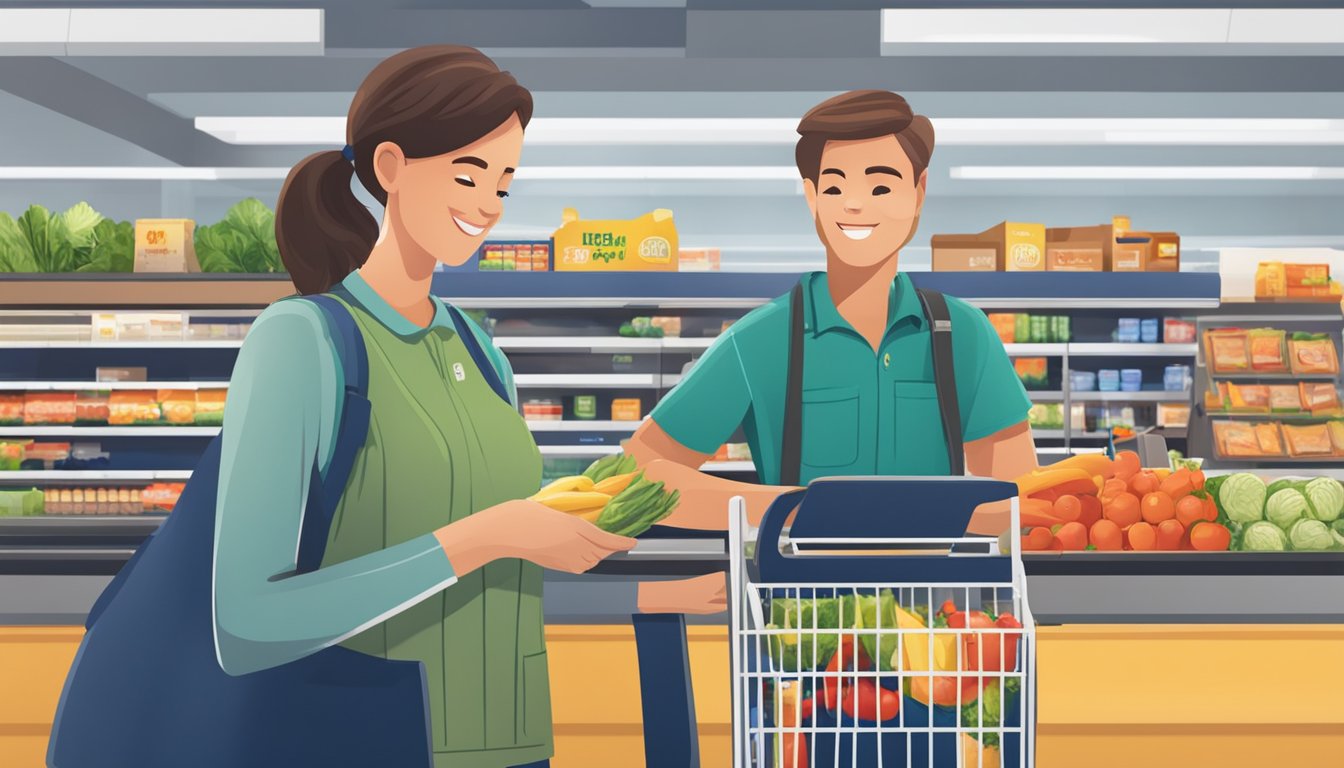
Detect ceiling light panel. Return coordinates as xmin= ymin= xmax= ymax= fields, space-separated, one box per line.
xmin=66 ymin=8 xmax=323 ymax=56
xmin=950 ymin=166 xmax=1344 ymax=181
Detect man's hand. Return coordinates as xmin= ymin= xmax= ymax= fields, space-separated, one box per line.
xmin=637 ymin=573 xmax=728 ymax=615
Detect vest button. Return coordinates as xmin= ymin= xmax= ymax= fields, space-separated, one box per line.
xmin=883 ymin=352 xmax=892 ymax=369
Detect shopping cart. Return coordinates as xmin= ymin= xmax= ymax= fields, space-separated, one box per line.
xmin=729 ymin=477 xmax=1036 ymax=768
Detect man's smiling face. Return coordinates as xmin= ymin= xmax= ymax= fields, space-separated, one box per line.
xmin=803 ymin=134 xmax=927 ymax=268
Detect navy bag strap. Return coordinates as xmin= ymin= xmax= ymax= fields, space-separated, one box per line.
xmin=443 ymin=302 xmax=511 ymax=405
xmin=915 ymin=287 xmax=965 ymax=476
xmin=779 ymin=282 xmax=806 ymax=487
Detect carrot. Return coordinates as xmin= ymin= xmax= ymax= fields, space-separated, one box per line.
xmin=1016 ymin=468 xmax=1093 ymax=498
xmin=1190 ymin=470 xmax=1206 ymax=491
xmin=1022 ymin=527 xmax=1054 ymax=551
xmin=1159 ymin=469 xmax=1194 ymax=500
xmin=1052 ymin=495 xmax=1083 ymax=523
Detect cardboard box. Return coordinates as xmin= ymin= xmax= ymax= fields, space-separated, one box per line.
xmin=1045 ymin=242 xmax=1106 ymax=272
xmin=553 ymin=208 xmax=678 ymax=272
xmin=931 ymin=235 xmax=999 ymax=271
xmin=981 ymin=221 xmax=1046 ymax=271
xmin=1147 ymin=232 xmax=1181 ymax=272
xmin=1112 ymin=236 xmax=1150 ymax=272
xmin=134 ymin=219 xmax=199 ymax=273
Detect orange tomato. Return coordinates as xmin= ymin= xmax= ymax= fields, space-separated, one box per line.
xmin=1190 ymin=521 xmax=1233 ymax=552
xmin=1127 ymin=521 xmax=1157 ymax=551
xmin=1159 ymin=469 xmax=1194 ymax=500
xmin=1055 ymin=521 xmax=1088 ymax=551
xmin=1113 ymin=451 xmax=1141 ymax=481
xmin=1077 ymin=494 xmax=1104 ymax=529
xmin=1129 ymin=472 xmax=1159 ymax=497
xmin=1022 ymin=527 xmax=1054 ymax=551
xmin=1103 ymin=492 xmax=1142 ymax=528
xmin=1090 ymin=519 xmax=1123 ymax=551
xmin=1175 ymin=495 xmax=1207 ymax=529
xmin=1156 ymin=519 xmax=1184 ymax=550
xmin=1141 ymin=492 xmax=1176 ymax=524
xmin=1100 ymin=478 xmax=1128 ymax=501
xmin=1052 ymin=495 xmax=1082 ymax=523
xmin=1190 ymin=470 xmax=1206 ymax=491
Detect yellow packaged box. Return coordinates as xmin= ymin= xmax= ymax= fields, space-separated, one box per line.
xmin=978 ymin=221 xmax=1046 ymax=272
xmin=134 ymin=219 xmax=200 ymax=273
xmin=552 ymin=208 xmax=679 ymax=272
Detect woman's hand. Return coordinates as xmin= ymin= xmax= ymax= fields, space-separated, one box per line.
xmin=637 ymin=573 xmax=728 ymax=615
xmin=435 ymin=499 xmax=636 ymax=576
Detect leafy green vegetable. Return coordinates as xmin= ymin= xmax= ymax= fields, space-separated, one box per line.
xmin=852 ymin=591 xmax=901 ymax=672
xmin=766 ymin=597 xmax=844 ymax=672
xmin=195 ymin=198 xmax=282 ymax=273
xmin=1266 ymin=488 xmax=1310 ymax=530
xmin=78 ymin=220 xmax=135 ymax=273
xmin=0 ymin=212 xmax=36 ymax=271
xmin=0 ymin=203 xmax=132 ymax=273
xmin=18 ymin=205 xmax=79 ymax=272
xmin=961 ymin=678 xmax=1022 ymax=747
xmin=1220 ymin=473 xmax=1267 ymax=524
xmin=1303 ymin=478 xmax=1344 ymax=523
xmin=1242 ymin=520 xmax=1288 ymax=551
xmin=60 ymin=202 xmax=103 ymax=250
xmin=1331 ymin=520 xmax=1344 ymax=549
xmin=1289 ymin=519 xmax=1334 ymax=550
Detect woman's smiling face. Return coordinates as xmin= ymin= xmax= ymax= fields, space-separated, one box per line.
xmin=390 ymin=112 xmax=524 ymax=267
xmin=803 ymin=134 xmax=927 ymax=269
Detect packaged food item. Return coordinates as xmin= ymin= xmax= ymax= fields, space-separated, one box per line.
xmin=1268 ymin=385 xmax=1304 ymax=413
xmin=1163 ymin=319 xmax=1196 ymax=344
xmin=1285 ymin=263 xmax=1331 ymax=295
xmin=0 ymin=488 xmax=43 ymax=517
xmin=1204 ymin=384 xmax=1226 ymax=412
xmin=1213 ymin=421 xmax=1259 ymax=457
xmin=194 ymin=390 xmax=227 ymax=426
xmin=1098 ymin=370 xmax=1120 ymax=392
xmin=1248 ymin=329 xmax=1288 ymax=372
xmin=1156 ymin=403 xmax=1190 ymax=428
xmin=1117 ymin=318 xmax=1140 ymax=344
xmin=1146 ymin=232 xmax=1181 ymax=272
xmin=142 ymin=483 xmax=185 ymax=513
xmin=1255 ymin=261 xmax=1287 ymax=299
xmin=1329 ymin=421 xmax=1344 ymax=455
xmin=532 ymin=243 xmax=551 ymax=271
xmin=1289 ymin=336 xmax=1339 ymax=375
xmin=1050 ymin=316 xmax=1071 ymax=343
xmin=1256 ymin=423 xmax=1286 ymax=456
xmin=1284 ymin=423 xmax=1333 ymax=457
xmin=1300 ymin=383 xmax=1342 ymax=415
xmin=75 ymin=391 xmax=110 ymax=424
xmin=24 ymin=442 xmax=71 ymax=464
xmin=1205 ymin=330 xmax=1250 ymax=373
xmin=677 ymin=247 xmax=720 ymax=272
xmin=0 ymin=395 xmax=22 ymax=425
xmin=134 ymin=219 xmax=200 ymax=273
xmin=987 ymin=314 xmax=1016 ymax=344
xmin=96 ymin=367 xmax=148 ymax=383
xmin=1014 ymin=314 xmax=1032 ymax=343
xmin=1140 ymin=318 xmax=1159 ymax=343
xmin=553 ymin=208 xmax=678 ymax=272
xmin=92 ymin=313 xmax=117 ymax=341
xmin=158 ymin=390 xmax=197 ymax=424
xmin=983 ymin=221 xmax=1046 ymax=271
xmin=1069 ymin=371 xmax=1096 ymax=392
xmin=1112 ymin=236 xmax=1150 ymax=272
xmin=108 ymin=392 xmax=161 ymax=425
xmin=572 ymin=396 xmax=597 ymax=421
xmin=522 ymin=399 xmax=563 ymax=422
xmin=611 ymin=398 xmax=642 ymax=421
xmin=1120 ymin=369 xmax=1142 ymax=392
xmin=1227 ymin=384 xmax=1271 ymax=413
xmin=24 ymin=393 xmax=76 ymax=425
xmin=1013 ymin=358 xmax=1048 ymax=389
xmin=1163 ymin=365 xmax=1190 ymax=392
xmin=930 ymin=235 xmax=998 ymax=271
xmin=1044 ymin=242 xmax=1105 ymax=272
xmin=650 ymin=316 xmax=682 ymax=338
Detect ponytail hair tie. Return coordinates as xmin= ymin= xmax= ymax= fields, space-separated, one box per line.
xmin=340 ymin=145 xmax=355 ymax=163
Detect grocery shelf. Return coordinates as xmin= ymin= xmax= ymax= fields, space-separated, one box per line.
xmin=1038 ymin=447 xmax=1108 ymax=455
xmin=526 ymin=420 xmax=640 ymax=432
xmin=1070 ymin=391 xmax=1190 ymax=403
xmin=514 ymin=374 xmax=661 ymax=389
xmin=0 ymin=340 xmax=243 ymax=349
xmin=1031 ymin=429 xmax=1067 ymax=439
xmin=0 ymin=470 xmax=192 ymax=481
xmin=1068 ymin=343 xmax=1198 ymax=356
xmin=1209 ymin=372 xmax=1339 ymax=381
xmin=1027 ymin=391 xmax=1064 ymax=402
xmin=0 ymin=426 xmax=219 ymax=437
xmin=494 ymin=336 xmax=714 ymax=352
xmin=1209 ymin=412 xmax=1340 ymax=421
xmin=537 ymin=445 xmax=623 ymax=457
xmin=0 ymin=274 xmax=294 ymax=309
xmin=1003 ymin=344 xmax=1065 ymax=357
xmin=1031 ymin=429 xmax=1113 ymax=440
xmin=0 ymin=381 xmax=228 ymax=391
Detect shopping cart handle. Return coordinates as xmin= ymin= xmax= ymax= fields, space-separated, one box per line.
xmin=751 ymin=477 xmax=1019 ymax=585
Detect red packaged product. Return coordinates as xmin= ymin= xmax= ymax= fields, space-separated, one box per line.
xmin=0 ymin=394 xmax=21 ymax=425
xmin=24 ymin=393 xmax=76 ymax=425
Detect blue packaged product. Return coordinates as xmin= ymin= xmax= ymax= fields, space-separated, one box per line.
xmin=1070 ymin=371 xmax=1097 ymax=392
xmin=1141 ymin=318 xmax=1159 ymax=343
xmin=1099 ymin=369 xmax=1121 ymax=392
xmin=1121 ymin=369 xmax=1143 ymax=392
xmin=1164 ymin=365 xmax=1190 ymax=392
xmin=1117 ymin=318 xmax=1140 ymax=344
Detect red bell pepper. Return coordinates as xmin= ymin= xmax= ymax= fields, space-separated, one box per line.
xmin=995 ymin=613 xmax=1023 ymax=671
xmin=821 ymin=637 xmax=900 ymax=722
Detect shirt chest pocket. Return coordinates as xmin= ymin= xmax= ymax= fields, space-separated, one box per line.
xmin=893 ymin=380 xmax=952 ymax=475
xmin=802 ymin=386 xmax=861 ymax=470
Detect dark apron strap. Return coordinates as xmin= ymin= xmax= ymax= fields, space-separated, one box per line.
xmin=916 ymin=288 xmax=965 ymax=476
xmin=779 ymin=282 xmax=806 ymax=487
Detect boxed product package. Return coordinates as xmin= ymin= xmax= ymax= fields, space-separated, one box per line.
xmin=678 ymin=248 xmax=721 ymax=272
xmin=1286 ymin=263 xmax=1331 ymax=296
xmin=96 ymin=367 xmax=148 ymax=383
xmin=553 ymin=208 xmax=678 ymax=272
xmin=158 ymin=390 xmax=197 ymax=424
xmin=1111 ymin=236 xmax=1150 ymax=272
xmin=1284 ymin=423 xmax=1333 ymax=457
xmin=1268 ymin=385 xmax=1304 ymax=413
xmin=1256 ymin=423 xmax=1286 ymax=456
xmin=1227 ymin=384 xmax=1270 ymax=413
xmin=1044 ymin=226 xmax=1106 ymax=272
xmin=1300 ymin=383 xmax=1342 ymax=415
xmin=1256 ymin=261 xmax=1287 ymax=299
xmin=0 ymin=488 xmax=43 ymax=517
xmin=1248 ymin=329 xmax=1288 ymax=372
xmin=1014 ymin=358 xmax=1049 ymax=389
xmin=24 ymin=442 xmax=71 ymax=466
xmin=611 ymin=398 xmax=642 ymax=422
xmin=1143 ymin=233 xmax=1180 ymax=272
xmin=0 ymin=395 xmax=21 ymax=425
xmin=108 ymin=392 xmax=161 ymax=425
xmin=1156 ymin=403 xmax=1191 ymax=428
xmin=987 ymin=314 xmax=1016 ymax=344
xmin=195 ymin=390 xmax=227 ymax=426
xmin=1163 ymin=319 xmax=1196 ymax=345
xmin=1288 ymin=335 xmax=1339 ymax=375
xmin=1330 ymin=422 xmax=1344 ymax=455
xmin=650 ymin=316 xmax=682 ymax=338
xmin=983 ymin=221 xmax=1046 ymax=271
xmin=134 ymin=219 xmax=200 ymax=273
xmin=1213 ymin=421 xmax=1258 ymax=457
xmin=143 ymin=483 xmax=185 ymax=513
xmin=1204 ymin=330 xmax=1250 ymax=373
xmin=931 ymin=234 xmax=999 ymax=271
xmin=75 ymin=391 xmax=110 ymax=424
xmin=24 ymin=393 xmax=76 ymax=425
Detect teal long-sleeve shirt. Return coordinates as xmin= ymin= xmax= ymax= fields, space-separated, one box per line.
xmin=211 ymin=278 xmax=515 ymax=677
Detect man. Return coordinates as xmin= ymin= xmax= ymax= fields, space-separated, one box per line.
xmin=630 ymin=90 xmax=1040 ymax=615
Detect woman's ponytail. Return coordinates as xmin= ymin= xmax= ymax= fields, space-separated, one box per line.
xmin=274 ymin=150 xmax=379 ymax=295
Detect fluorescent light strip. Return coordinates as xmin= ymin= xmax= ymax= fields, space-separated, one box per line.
xmin=0 ymin=167 xmax=291 ymax=180
xmin=0 ymin=8 xmax=323 ymax=56
xmin=513 ymin=166 xmax=797 ymax=180
xmin=194 ymin=116 xmax=1344 ymax=147
xmin=950 ymin=166 xmax=1344 ymax=181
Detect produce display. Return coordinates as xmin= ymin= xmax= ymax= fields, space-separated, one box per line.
xmin=1203 ymin=473 xmax=1344 ymax=551
xmin=528 ymin=454 xmax=679 ymax=537
xmin=1011 ymin=451 xmax=1234 ymax=553
xmin=0 ymin=203 xmax=135 ymax=273
xmin=193 ymin=198 xmax=283 ymax=273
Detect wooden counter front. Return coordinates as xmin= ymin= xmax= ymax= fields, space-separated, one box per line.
xmin=5 ymin=624 xmax=1343 ymax=767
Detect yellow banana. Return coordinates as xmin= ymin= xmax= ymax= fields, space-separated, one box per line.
xmin=592 ymin=471 xmax=640 ymax=496
xmin=535 ymin=475 xmax=595 ymax=497
xmin=533 ymin=491 xmax=613 ymax=513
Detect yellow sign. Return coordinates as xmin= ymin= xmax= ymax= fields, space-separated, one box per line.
xmin=552 ymin=208 xmax=679 ymax=272
xmin=134 ymin=219 xmax=200 ymax=273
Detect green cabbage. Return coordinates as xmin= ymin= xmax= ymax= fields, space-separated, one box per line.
xmin=1289 ymin=519 xmax=1334 ymax=551
xmin=195 ymin=198 xmax=282 ymax=273
xmin=1266 ymin=488 xmax=1310 ymax=530
xmin=1332 ymin=520 xmax=1344 ymax=549
xmin=59 ymin=201 xmax=103 ymax=250
xmin=767 ymin=596 xmax=844 ymax=672
xmin=1304 ymin=478 xmax=1344 ymax=523
xmin=1242 ymin=521 xmax=1288 ymax=551
xmin=1220 ymin=473 xmax=1267 ymax=524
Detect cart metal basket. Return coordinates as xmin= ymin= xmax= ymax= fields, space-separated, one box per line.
xmin=729 ymin=477 xmax=1037 ymax=768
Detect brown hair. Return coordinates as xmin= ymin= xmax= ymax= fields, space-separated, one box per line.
xmin=276 ymin=45 xmax=533 ymax=294
xmin=795 ymin=90 xmax=935 ymax=185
